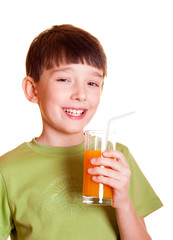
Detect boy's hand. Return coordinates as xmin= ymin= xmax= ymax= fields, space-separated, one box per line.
xmin=88 ymin=150 xmax=131 ymax=209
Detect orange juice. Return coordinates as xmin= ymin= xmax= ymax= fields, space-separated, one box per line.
xmin=83 ymin=150 xmax=113 ymax=200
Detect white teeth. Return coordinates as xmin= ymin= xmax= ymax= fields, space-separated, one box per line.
xmin=64 ymin=109 xmax=84 ymax=116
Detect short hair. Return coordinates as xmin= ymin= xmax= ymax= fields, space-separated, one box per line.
xmin=25 ymin=24 xmax=107 ymax=82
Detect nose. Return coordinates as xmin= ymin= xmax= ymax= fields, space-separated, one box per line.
xmin=70 ymin=83 xmax=87 ymax=102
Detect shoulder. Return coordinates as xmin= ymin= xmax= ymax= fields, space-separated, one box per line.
xmin=116 ymin=142 xmax=137 ymax=168
xmin=116 ymin=142 xmax=131 ymax=157
xmin=0 ymin=142 xmax=29 ymax=169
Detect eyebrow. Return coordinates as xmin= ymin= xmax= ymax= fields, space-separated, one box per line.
xmin=51 ymin=66 xmax=103 ymax=78
xmin=91 ymin=71 xmax=103 ymax=78
xmin=51 ymin=67 xmax=72 ymax=73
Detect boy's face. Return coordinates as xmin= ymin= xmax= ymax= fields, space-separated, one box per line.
xmin=34 ymin=63 xmax=103 ymax=138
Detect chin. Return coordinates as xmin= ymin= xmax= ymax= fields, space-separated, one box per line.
xmin=64 ymin=125 xmax=85 ymax=134
xmin=66 ymin=129 xmax=84 ymax=135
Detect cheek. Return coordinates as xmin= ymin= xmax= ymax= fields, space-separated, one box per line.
xmin=89 ymin=94 xmax=101 ymax=108
xmin=44 ymin=87 xmax=64 ymax=103
xmin=37 ymin=88 xmax=59 ymax=112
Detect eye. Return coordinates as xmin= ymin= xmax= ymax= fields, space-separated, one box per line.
xmin=57 ymin=78 xmax=69 ymax=82
xmin=88 ymin=82 xmax=99 ymax=87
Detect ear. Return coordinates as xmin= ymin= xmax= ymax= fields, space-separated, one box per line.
xmin=22 ymin=76 xmax=38 ymax=103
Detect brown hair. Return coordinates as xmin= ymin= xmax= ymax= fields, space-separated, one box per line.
xmin=25 ymin=24 xmax=107 ymax=82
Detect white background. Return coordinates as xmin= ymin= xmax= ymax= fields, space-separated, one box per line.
xmin=0 ymin=0 xmax=172 ymax=239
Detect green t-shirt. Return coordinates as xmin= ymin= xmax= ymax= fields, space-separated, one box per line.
xmin=0 ymin=139 xmax=163 ymax=240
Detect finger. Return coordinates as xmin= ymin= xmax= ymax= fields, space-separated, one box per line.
xmin=91 ymin=157 xmax=124 ymax=172
xmin=88 ymin=166 xmax=121 ymax=180
xmin=102 ymin=150 xmax=129 ymax=168
xmin=92 ymin=175 xmax=130 ymax=191
xmin=92 ymin=175 xmax=123 ymax=190
xmin=89 ymin=163 xmax=131 ymax=179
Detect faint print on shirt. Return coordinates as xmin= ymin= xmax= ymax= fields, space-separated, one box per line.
xmin=43 ymin=175 xmax=86 ymax=216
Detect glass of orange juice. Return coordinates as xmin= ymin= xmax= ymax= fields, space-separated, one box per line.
xmin=82 ymin=130 xmax=116 ymax=205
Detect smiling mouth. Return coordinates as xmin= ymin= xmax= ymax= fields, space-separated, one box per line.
xmin=63 ymin=108 xmax=86 ymax=117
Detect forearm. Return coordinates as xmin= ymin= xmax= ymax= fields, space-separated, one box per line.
xmin=115 ymin=199 xmax=152 ymax=240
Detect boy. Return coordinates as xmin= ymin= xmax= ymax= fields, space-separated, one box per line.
xmin=0 ymin=25 xmax=162 ymax=239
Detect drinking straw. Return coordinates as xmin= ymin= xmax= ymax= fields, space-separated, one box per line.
xmin=103 ymin=111 xmax=135 ymax=151
xmin=99 ymin=111 xmax=135 ymax=203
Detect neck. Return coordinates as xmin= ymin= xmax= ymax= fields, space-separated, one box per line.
xmin=36 ymin=129 xmax=84 ymax=147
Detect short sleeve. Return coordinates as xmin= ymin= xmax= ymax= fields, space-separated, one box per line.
xmin=117 ymin=143 xmax=163 ymax=218
xmin=0 ymin=170 xmax=13 ymax=240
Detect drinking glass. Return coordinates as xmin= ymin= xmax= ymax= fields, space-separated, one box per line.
xmin=82 ymin=130 xmax=116 ymax=205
